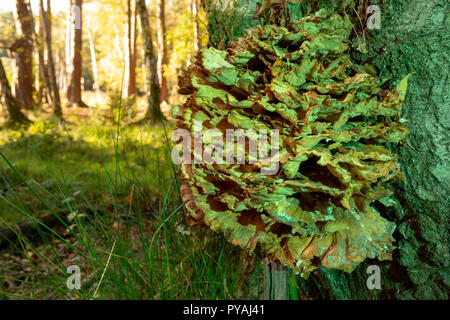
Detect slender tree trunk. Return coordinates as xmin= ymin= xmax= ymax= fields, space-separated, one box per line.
xmin=136 ymin=0 xmax=161 ymax=122
xmin=45 ymin=0 xmax=52 ymax=40
xmin=124 ymin=0 xmax=131 ymax=96
xmin=192 ymin=0 xmax=201 ymax=53
xmin=39 ymin=0 xmax=62 ymax=117
xmin=45 ymin=0 xmax=54 ymax=95
xmin=64 ymin=0 xmax=73 ymax=93
xmin=125 ymin=0 xmax=137 ymax=97
xmin=87 ymin=22 xmax=99 ymax=93
xmin=0 ymin=58 xmax=31 ymax=124
xmin=67 ymin=0 xmax=87 ymax=108
xmin=132 ymin=1 xmax=137 ymax=94
xmin=204 ymin=0 xmax=449 ymax=300
xmin=13 ymin=0 xmax=35 ymax=110
xmin=157 ymin=0 xmax=168 ymax=103
xmin=27 ymin=1 xmax=53 ymax=111
xmin=35 ymin=7 xmax=48 ymax=105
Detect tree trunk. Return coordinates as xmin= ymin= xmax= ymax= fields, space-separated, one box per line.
xmin=87 ymin=21 xmax=99 ymax=93
xmin=192 ymin=0 xmax=201 ymax=53
xmin=13 ymin=0 xmax=35 ymax=110
xmin=35 ymin=6 xmax=48 ymax=105
xmin=39 ymin=0 xmax=62 ymax=117
xmin=67 ymin=0 xmax=87 ymax=108
xmin=125 ymin=0 xmax=137 ymax=97
xmin=204 ymin=0 xmax=449 ymax=300
xmin=0 ymin=58 xmax=31 ymax=125
xmin=157 ymin=0 xmax=168 ymax=103
xmin=136 ymin=0 xmax=161 ymax=122
xmin=27 ymin=1 xmax=53 ymax=111
xmin=65 ymin=0 xmax=73 ymax=93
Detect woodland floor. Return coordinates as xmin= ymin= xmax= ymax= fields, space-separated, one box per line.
xmin=0 ymin=92 xmax=262 ymax=299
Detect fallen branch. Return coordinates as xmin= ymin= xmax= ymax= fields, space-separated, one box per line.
xmin=0 ymin=214 xmax=67 ymax=250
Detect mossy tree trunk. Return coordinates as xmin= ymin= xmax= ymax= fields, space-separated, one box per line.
xmin=0 ymin=58 xmax=31 ymax=125
xmin=13 ymin=0 xmax=35 ymax=110
xmin=203 ymin=0 xmax=448 ymax=300
xmin=137 ymin=0 xmax=161 ymax=123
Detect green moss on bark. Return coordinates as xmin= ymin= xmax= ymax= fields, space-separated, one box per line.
xmin=351 ymin=0 xmax=449 ymax=300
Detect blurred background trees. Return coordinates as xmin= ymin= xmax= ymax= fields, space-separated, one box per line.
xmin=0 ymin=0 xmax=208 ymax=124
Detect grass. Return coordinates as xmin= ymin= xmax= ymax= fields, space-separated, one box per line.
xmin=0 ymin=94 xmax=263 ymax=300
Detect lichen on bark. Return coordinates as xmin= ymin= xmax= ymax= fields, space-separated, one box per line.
xmin=353 ymin=0 xmax=449 ymax=300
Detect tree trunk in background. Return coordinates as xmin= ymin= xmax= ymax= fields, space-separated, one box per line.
xmin=65 ymin=0 xmax=73 ymax=93
xmin=40 ymin=0 xmax=62 ymax=117
xmin=87 ymin=23 xmax=99 ymax=93
xmin=67 ymin=0 xmax=87 ymax=108
xmin=46 ymin=0 xmax=52 ymax=40
xmin=204 ymin=0 xmax=449 ymax=300
xmin=36 ymin=7 xmax=47 ymax=105
xmin=0 ymin=58 xmax=31 ymax=124
xmin=13 ymin=0 xmax=35 ymax=110
xmin=157 ymin=0 xmax=168 ymax=103
xmin=137 ymin=0 xmax=161 ymax=122
xmin=192 ymin=0 xmax=201 ymax=53
xmin=124 ymin=1 xmax=130 ymax=95
xmin=27 ymin=1 xmax=53 ymax=110
xmin=125 ymin=0 xmax=137 ymax=97
xmin=45 ymin=0 xmax=53 ymax=97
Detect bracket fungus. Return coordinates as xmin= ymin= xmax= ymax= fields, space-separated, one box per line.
xmin=172 ymin=9 xmax=410 ymax=276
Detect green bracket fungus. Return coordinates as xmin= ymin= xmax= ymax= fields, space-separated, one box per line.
xmin=173 ymin=9 xmax=410 ymax=277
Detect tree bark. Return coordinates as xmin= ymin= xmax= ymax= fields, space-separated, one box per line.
xmin=131 ymin=0 xmax=138 ymax=96
xmin=125 ymin=0 xmax=137 ymax=97
xmin=39 ymin=0 xmax=62 ymax=117
xmin=67 ymin=0 xmax=87 ymax=108
xmin=157 ymin=0 xmax=168 ymax=103
xmin=35 ymin=6 xmax=47 ymax=105
xmin=192 ymin=0 xmax=201 ymax=53
xmin=136 ymin=0 xmax=161 ymax=122
xmin=204 ymin=0 xmax=449 ymax=300
xmin=0 ymin=58 xmax=31 ymax=124
xmin=13 ymin=0 xmax=35 ymax=110
xmin=65 ymin=0 xmax=73 ymax=93
xmin=87 ymin=21 xmax=99 ymax=93
xmin=26 ymin=1 xmax=53 ymax=111
xmin=0 ymin=213 xmax=67 ymax=250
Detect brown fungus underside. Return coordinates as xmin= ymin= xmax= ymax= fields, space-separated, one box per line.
xmin=172 ymin=9 xmax=410 ymax=276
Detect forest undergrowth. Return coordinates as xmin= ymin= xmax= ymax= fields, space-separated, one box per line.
xmin=0 ymin=93 xmax=262 ymax=299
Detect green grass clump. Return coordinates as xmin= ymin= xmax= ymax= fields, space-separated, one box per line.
xmin=0 ymin=118 xmax=170 ymax=225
